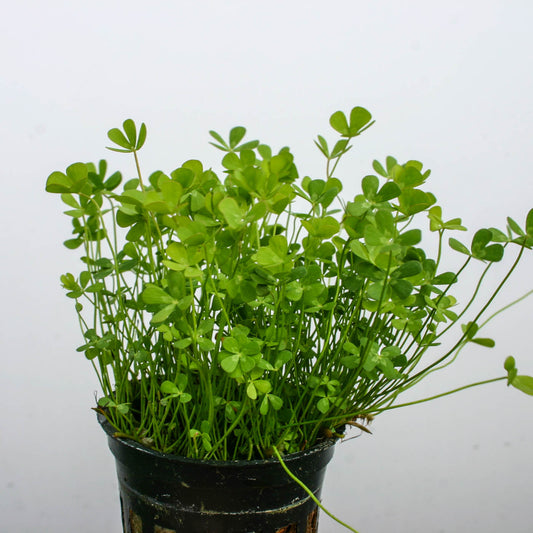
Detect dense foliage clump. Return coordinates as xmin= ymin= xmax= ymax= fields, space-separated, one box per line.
xmin=47 ymin=107 xmax=533 ymax=459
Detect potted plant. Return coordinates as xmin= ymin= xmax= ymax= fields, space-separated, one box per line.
xmin=46 ymin=105 xmax=533 ymax=533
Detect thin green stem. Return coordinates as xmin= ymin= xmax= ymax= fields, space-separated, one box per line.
xmin=367 ymin=376 xmax=507 ymax=415
xmin=273 ymin=446 xmax=360 ymax=533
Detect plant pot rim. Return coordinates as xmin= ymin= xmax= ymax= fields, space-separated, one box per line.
xmin=97 ymin=412 xmax=337 ymax=467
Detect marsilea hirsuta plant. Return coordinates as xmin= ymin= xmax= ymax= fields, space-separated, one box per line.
xmin=47 ymin=106 xmax=533 ymax=460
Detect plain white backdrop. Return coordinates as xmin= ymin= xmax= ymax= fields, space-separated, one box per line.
xmin=1 ymin=1 xmax=532 ymax=532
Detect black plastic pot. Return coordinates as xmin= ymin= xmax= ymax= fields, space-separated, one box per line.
xmin=99 ymin=415 xmax=335 ymax=533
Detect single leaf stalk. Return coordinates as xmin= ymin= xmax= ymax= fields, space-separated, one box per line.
xmin=273 ymin=446 xmax=360 ymax=533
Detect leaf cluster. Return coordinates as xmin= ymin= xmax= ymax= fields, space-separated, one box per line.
xmin=47 ymin=107 xmax=533 ymax=459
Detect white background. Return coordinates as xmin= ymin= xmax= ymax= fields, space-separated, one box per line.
xmin=1 ymin=1 xmax=532 ymax=532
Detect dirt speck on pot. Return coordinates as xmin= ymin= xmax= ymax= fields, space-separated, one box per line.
xmin=154 ymin=526 xmax=176 ymax=533
xmin=129 ymin=509 xmax=142 ymax=533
